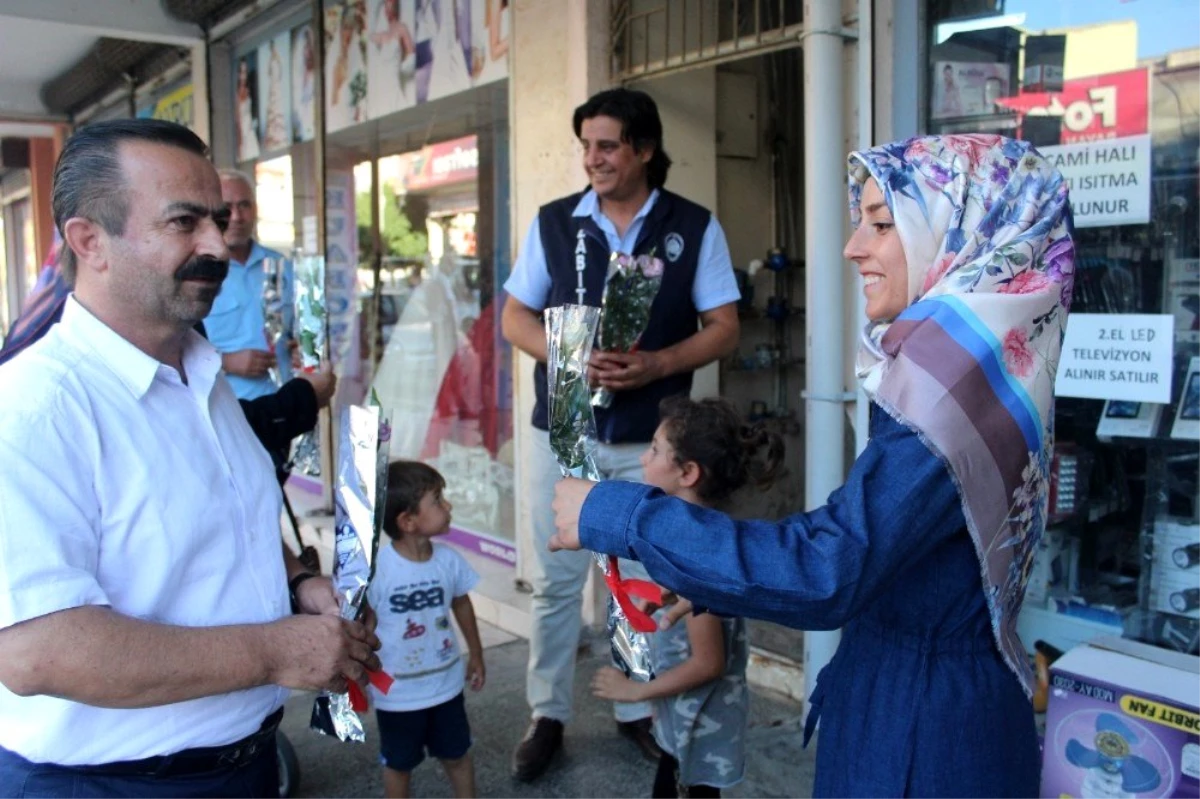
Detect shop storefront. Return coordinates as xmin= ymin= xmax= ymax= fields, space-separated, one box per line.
xmin=923 ymin=0 xmax=1200 ymax=658
xmin=218 ymin=0 xmax=515 ymax=561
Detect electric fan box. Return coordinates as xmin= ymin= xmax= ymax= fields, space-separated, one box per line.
xmin=1041 ymin=636 xmax=1200 ymax=798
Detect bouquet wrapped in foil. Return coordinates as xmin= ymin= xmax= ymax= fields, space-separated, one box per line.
xmin=289 ymin=253 xmax=326 ymax=476
xmin=546 ymin=305 xmax=601 ymax=481
xmin=261 ymin=257 xmax=287 ymax=387
xmin=591 ymin=252 xmax=665 ymax=409
xmin=545 ymin=305 xmax=660 ymax=681
xmin=311 ymin=396 xmax=394 ymax=742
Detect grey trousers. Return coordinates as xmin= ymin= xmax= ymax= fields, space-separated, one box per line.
xmin=525 ymin=427 xmax=653 ymax=724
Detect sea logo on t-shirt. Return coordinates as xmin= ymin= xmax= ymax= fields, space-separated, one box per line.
xmin=435 ymin=615 xmax=450 ymax=630
xmin=665 ymin=232 xmax=684 ymax=263
xmin=389 ymin=586 xmax=446 ymax=613
xmin=403 ymin=618 xmax=427 ymax=640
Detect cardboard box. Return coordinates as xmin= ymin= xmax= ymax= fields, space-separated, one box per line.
xmin=1042 ymin=637 xmax=1200 ymax=798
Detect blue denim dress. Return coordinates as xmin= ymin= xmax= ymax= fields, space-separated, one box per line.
xmin=580 ymin=408 xmax=1041 ymax=798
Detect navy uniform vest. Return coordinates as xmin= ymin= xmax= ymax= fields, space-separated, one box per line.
xmin=532 ymin=188 xmax=711 ymax=443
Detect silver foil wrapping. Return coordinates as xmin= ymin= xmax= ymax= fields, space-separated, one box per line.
xmin=545 ymin=305 xmax=601 ymax=481
xmin=290 ymin=253 xmax=326 ymax=476
xmin=544 ymin=304 xmax=653 ymax=681
xmin=607 ymin=594 xmax=654 ymax=681
xmin=310 ymin=402 xmax=390 ymax=742
xmin=261 ymin=257 xmax=287 ymax=387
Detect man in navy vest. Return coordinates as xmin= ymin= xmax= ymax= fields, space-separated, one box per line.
xmin=501 ymin=87 xmax=740 ymax=781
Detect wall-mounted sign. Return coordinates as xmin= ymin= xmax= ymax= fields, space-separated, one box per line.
xmin=1001 ymin=67 xmax=1149 ymax=144
xmin=1056 ymin=313 xmax=1175 ymax=404
xmin=392 ymin=135 xmax=479 ymax=192
xmin=1041 ymin=133 xmax=1151 ymax=228
xmin=138 ymin=83 xmax=194 ymax=130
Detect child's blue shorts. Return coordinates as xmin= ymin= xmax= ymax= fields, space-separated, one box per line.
xmin=376 ymin=692 xmax=472 ymax=772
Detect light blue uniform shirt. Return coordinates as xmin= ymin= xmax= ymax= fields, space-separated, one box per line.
xmin=503 ymin=188 xmax=740 ymax=312
xmin=204 ymin=241 xmax=294 ymax=400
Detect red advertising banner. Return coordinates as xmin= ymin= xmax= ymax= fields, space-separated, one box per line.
xmin=395 ymin=135 xmax=480 ymax=192
xmin=998 ymin=67 xmax=1149 ymax=143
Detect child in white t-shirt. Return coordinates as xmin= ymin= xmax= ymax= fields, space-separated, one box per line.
xmin=368 ymin=460 xmax=485 ymax=798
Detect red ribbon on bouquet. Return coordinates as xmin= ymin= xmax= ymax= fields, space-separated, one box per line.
xmin=603 ymin=555 xmax=663 ymax=633
xmin=347 ymin=668 xmax=395 ymax=712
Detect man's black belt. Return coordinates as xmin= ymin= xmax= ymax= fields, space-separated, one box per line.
xmin=71 ymin=707 xmax=284 ymax=778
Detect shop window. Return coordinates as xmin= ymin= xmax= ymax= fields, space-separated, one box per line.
xmin=925 ymin=0 xmax=1200 ymax=658
xmin=324 ymin=80 xmax=514 ymax=553
xmin=362 ymin=132 xmax=515 ymax=548
xmin=255 ymin=155 xmax=296 ymax=252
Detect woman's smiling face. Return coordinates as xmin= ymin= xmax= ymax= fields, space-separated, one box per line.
xmin=844 ymin=178 xmax=911 ymax=322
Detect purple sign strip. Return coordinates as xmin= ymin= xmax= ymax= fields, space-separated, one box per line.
xmin=286 ymin=472 xmax=324 ymax=496
xmin=445 ymin=526 xmax=517 ymax=567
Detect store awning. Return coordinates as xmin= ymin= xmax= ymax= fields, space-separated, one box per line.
xmin=0 ymin=0 xmax=254 ymax=119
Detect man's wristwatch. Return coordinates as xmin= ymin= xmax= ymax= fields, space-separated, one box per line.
xmin=288 ymin=572 xmax=318 ymax=613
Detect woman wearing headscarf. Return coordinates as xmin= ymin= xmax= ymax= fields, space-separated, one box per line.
xmin=548 ymin=135 xmax=1075 ymax=797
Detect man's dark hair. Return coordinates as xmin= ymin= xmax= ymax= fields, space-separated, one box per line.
xmin=52 ymin=119 xmax=209 ymax=285
xmin=382 ymin=460 xmax=447 ymax=540
xmin=572 ymin=88 xmax=672 ymax=189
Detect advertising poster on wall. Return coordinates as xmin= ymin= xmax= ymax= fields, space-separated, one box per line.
xmin=1002 ymin=69 xmax=1152 ymax=229
xmin=291 ymin=24 xmax=317 ymax=142
xmin=235 ymin=52 xmax=261 ymax=162
xmin=325 ymin=0 xmax=369 ymax=133
xmin=257 ymin=32 xmax=291 ymax=154
xmin=324 ymin=0 xmax=509 ymax=129
xmin=932 ymin=61 xmax=1009 ymax=119
xmin=366 ymin=0 xmax=417 ymax=117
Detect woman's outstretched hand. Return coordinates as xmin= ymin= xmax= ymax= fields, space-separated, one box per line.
xmin=548 ymin=478 xmax=598 ymax=552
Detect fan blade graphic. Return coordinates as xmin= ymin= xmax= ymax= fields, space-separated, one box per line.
xmin=1121 ymin=755 xmax=1162 ymax=794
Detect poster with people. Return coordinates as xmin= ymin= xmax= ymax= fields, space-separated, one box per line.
xmin=234 ymin=52 xmax=261 ymax=162
xmin=325 ymin=0 xmax=369 ymax=133
xmin=335 ymin=0 xmax=510 ymax=127
xmin=291 ymin=23 xmax=317 ymax=142
xmin=366 ymin=0 xmax=417 ymax=118
xmin=932 ymin=61 xmax=1009 ymax=120
xmin=257 ymin=32 xmax=291 ymax=154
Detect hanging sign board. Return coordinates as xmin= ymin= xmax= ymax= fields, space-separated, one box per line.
xmin=1056 ymin=314 xmax=1175 ymax=403
xmin=1040 ymin=134 xmax=1151 ymax=228
xmin=998 ymin=68 xmax=1151 ymax=228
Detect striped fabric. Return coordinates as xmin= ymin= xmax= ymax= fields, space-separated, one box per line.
xmin=848 ymin=135 xmax=1075 ymax=694
xmin=0 ymin=240 xmax=68 ymax=368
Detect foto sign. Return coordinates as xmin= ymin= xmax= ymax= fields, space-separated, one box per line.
xmin=1056 ymin=314 xmax=1175 ymax=403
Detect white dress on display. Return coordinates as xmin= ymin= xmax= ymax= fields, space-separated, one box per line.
xmin=238 ymin=92 xmax=260 ymax=161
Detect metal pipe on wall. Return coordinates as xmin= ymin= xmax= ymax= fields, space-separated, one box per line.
xmin=801 ymin=0 xmax=847 ymax=716
xmin=854 ymin=0 xmax=872 ymax=455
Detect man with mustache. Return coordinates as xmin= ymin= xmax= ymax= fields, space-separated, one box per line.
xmin=0 ymin=119 xmax=378 ymax=798
xmin=0 ymin=230 xmax=336 ymax=481
xmin=204 ymin=168 xmax=294 ymax=401
xmin=501 ymin=87 xmax=740 ymax=780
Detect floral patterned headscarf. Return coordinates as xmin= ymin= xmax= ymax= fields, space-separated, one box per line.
xmin=848 ymin=135 xmax=1075 ymax=695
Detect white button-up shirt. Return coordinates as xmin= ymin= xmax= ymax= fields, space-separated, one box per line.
xmin=0 ymin=296 xmax=289 ymax=765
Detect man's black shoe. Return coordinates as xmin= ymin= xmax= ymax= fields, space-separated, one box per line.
xmin=511 ymin=717 xmax=564 ymax=782
xmin=617 ymin=717 xmax=663 ymax=762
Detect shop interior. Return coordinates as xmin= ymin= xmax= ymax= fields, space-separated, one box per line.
xmin=631 ymin=44 xmax=812 ymax=669
xmin=324 ymin=83 xmax=515 ymax=548
xmin=928 ymin=0 xmax=1200 ymax=661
